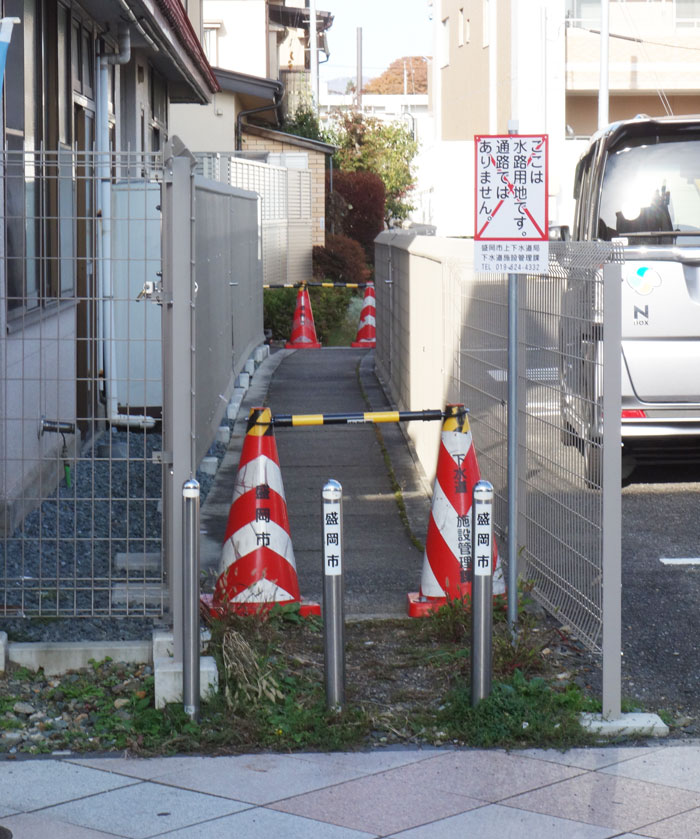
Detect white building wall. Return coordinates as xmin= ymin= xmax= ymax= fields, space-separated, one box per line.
xmin=171 ymin=91 xmax=237 ymax=150
xmin=420 ymin=0 xmax=570 ymax=236
xmin=204 ymin=0 xmax=268 ymax=76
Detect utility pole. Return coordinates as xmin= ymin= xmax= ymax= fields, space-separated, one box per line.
xmin=356 ymin=27 xmax=363 ymax=110
xmin=598 ymin=0 xmax=609 ymax=129
xmin=310 ymin=0 xmax=318 ymax=111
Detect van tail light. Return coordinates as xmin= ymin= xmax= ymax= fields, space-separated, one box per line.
xmin=622 ymin=409 xmax=646 ymax=418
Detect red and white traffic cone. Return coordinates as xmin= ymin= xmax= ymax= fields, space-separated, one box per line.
xmin=351 ymin=283 xmax=376 ymax=348
xmin=407 ymin=404 xmax=504 ymax=618
xmin=210 ymin=407 xmax=320 ymax=617
xmin=285 ymin=285 xmax=321 ymax=349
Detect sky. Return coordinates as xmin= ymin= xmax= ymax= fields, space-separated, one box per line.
xmin=318 ymin=0 xmax=433 ymax=85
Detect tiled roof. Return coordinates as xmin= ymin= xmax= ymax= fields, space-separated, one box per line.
xmin=156 ymin=0 xmax=220 ymax=93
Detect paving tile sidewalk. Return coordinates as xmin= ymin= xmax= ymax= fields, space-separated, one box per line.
xmin=3 ymin=743 xmax=700 ymax=837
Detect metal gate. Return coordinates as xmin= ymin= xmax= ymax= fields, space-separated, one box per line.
xmin=0 ymin=140 xmax=263 ymax=619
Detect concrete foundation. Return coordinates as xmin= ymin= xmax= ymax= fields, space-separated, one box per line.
xmin=580 ymin=712 xmax=669 ymax=738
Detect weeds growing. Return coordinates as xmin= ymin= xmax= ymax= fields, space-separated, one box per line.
xmin=1 ymin=598 xmax=601 ymax=756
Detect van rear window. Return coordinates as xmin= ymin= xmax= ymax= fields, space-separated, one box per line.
xmin=598 ymin=135 xmax=700 ymax=244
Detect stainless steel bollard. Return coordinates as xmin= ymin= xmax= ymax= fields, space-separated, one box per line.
xmin=322 ymin=479 xmax=345 ymax=711
xmin=182 ymin=478 xmax=201 ymax=721
xmin=471 ymin=480 xmax=494 ymax=706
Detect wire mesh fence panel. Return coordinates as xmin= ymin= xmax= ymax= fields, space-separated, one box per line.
xmin=443 ymin=257 xmax=509 ymax=545
xmin=0 ymin=148 xmax=166 ymax=618
xmin=517 ymin=242 xmax=621 ymax=651
xmin=446 ymin=242 xmax=621 ymax=651
xmin=376 ymin=234 xmax=621 ymax=653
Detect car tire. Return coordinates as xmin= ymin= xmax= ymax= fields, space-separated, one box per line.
xmin=584 ymin=437 xmax=602 ymax=489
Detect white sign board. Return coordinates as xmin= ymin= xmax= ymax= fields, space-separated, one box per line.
xmin=323 ymin=503 xmax=342 ymax=576
xmin=474 ymin=134 xmax=549 ymax=274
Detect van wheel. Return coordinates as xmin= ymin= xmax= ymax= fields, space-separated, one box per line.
xmin=621 ymin=452 xmax=637 ymax=483
xmin=560 ymin=421 xmax=580 ymax=448
xmin=584 ymin=438 xmax=602 ymax=489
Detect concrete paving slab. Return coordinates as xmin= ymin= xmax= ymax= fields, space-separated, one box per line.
xmin=291 ymin=747 xmax=442 ymax=773
xmin=71 ymin=753 xmax=372 ymax=804
xmin=380 ymin=749 xmax=584 ymax=803
xmin=43 ymin=781 xmax=248 ymax=839
xmin=599 ymin=744 xmax=700 ymax=791
xmin=383 ymin=803 xmax=618 ymax=839
xmin=502 ymin=772 xmax=700 ymax=832
xmin=518 ymin=745 xmax=656 ymax=770
xmin=156 ymin=807 xmax=375 ymax=839
xmin=631 ymin=807 xmax=700 ymax=838
xmin=0 ymin=761 xmax=137 ymax=811
xmin=0 ymin=812 xmax=118 ymax=838
xmin=269 ymin=770 xmax=483 ymax=835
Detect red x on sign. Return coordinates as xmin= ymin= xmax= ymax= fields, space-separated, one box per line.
xmin=474 ymin=135 xmax=548 ymax=241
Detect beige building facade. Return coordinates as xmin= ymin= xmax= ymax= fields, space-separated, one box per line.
xmin=242 ymin=124 xmax=334 ymax=247
xmin=424 ymin=0 xmax=700 ymax=233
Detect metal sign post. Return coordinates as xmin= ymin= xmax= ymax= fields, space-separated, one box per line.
xmin=474 ymin=127 xmax=549 ymax=633
xmin=182 ymin=479 xmax=201 ymax=721
xmin=322 ymin=479 xmax=345 ymax=711
xmin=471 ymin=480 xmax=494 ymax=706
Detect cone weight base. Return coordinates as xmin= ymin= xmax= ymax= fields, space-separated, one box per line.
xmin=406 ymin=591 xmax=448 ymax=618
xmin=201 ymin=592 xmax=320 ymax=620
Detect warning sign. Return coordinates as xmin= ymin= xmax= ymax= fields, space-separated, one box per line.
xmin=474 ymin=134 xmax=549 ymax=274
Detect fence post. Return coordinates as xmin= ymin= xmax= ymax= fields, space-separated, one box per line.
xmin=602 ymin=260 xmax=622 ymax=719
xmin=471 ymin=480 xmax=494 ymax=706
xmin=182 ymin=478 xmax=200 ymax=721
xmin=322 ymin=479 xmax=345 ymax=711
xmin=162 ymin=138 xmax=197 ymax=662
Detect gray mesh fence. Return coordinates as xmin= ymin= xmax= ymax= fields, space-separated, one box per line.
xmin=0 ymin=148 xmax=166 ymax=618
xmin=446 ymin=242 xmax=622 ymax=651
xmin=0 ymin=146 xmax=265 ymax=619
xmin=375 ymin=237 xmax=622 ymax=653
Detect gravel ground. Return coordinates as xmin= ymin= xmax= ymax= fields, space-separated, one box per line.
xmin=0 ymin=425 xmax=229 ymax=641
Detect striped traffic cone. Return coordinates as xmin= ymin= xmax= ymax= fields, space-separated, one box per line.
xmin=351 ymin=283 xmax=376 ymax=348
xmin=285 ymin=285 xmax=321 ymax=349
xmin=407 ymin=404 xmax=504 ymax=618
xmin=211 ymin=407 xmax=320 ymax=617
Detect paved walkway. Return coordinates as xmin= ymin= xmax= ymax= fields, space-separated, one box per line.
xmin=3 ymin=348 xmax=697 ymax=838
xmin=200 ymin=348 xmax=433 ymax=617
xmin=2 ymin=743 xmax=700 ymax=837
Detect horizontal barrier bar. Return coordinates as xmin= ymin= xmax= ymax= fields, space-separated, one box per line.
xmin=263 ymin=282 xmax=369 ymax=289
xmin=272 ymin=409 xmax=446 ymax=428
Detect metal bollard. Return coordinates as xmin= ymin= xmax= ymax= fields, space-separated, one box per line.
xmin=182 ymin=478 xmax=201 ymax=722
xmin=471 ymin=480 xmax=494 ymax=706
xmin=322 ymin=479 xmax=345 ymax=711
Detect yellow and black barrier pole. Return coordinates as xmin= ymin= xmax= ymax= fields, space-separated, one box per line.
xmin=271 ymin=409 xmax=448 ymax=428
xmin=263 ymin=282 xmax=370 ymax=289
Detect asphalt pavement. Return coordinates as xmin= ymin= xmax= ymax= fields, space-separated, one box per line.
xmin=200 ymin=347 xmax=433 ymax=618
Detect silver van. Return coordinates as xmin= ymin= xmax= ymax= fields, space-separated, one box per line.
xmin=560 ymin=114 xmax=700 ymax=482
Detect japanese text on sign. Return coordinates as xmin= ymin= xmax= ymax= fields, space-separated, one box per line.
xmin=473 ymin=503 xmax=492 ymax=577
xmin=323 ymin=508 xmax=342 ymax=576
xmin=474 ymin=135 xmax=548 ymax=242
